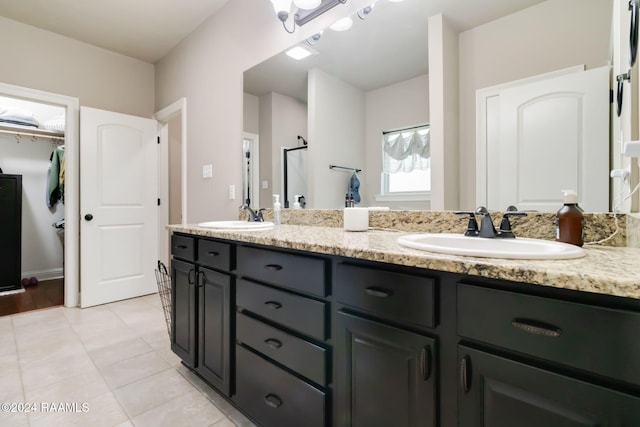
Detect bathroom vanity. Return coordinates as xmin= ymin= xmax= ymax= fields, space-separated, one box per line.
xmin=168 ymin=223 xmax=640 ymax=427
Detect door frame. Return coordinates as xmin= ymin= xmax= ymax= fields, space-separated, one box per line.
xmin=0 ymin=82 xmax=80 ymax=307
xmin=475 ymin=65 xmax=585 ymax=207
xmin=242 ymin=132 xmax=260 ymax=209
xmin=155 ymin=98 xmax=188 ymax=267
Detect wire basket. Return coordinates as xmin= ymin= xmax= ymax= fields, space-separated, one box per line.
xmin=155 ymin=260 xmax=172 ymax=337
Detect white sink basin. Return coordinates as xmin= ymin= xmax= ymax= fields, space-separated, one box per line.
xmin=196 ymin=220 xmax=274 ymax=231
xmin=397 ymin=233 xmax=585 ymax=260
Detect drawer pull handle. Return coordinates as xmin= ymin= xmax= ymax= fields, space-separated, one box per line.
xmin=365 ymin=287 xmax=391 ymax=298
xmin=265 ymin=338 xmax=283 ymax=349
xmin=460 ymin=355 xmax=471 ymax=394
xmin=177 ymin=245 xmax=188 ymax=249
xmin=264 ymin=394 xmax=282 ymax=408
xmin=264 ymin=301 xmax=282 ymax=309
xmin=207 ymin=251 xmax=220 ymax=257
xmin=420 ymin=345 xmax=432 ymax=381
xmin=512 ymin=318 xmax=562 ymax=337
xmin=264 ymin=264 xmax=283 ymax=271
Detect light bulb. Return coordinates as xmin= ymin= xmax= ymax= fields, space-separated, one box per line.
xmin=293 ymin=0 xmax=321 ymax=9
xmin=329 ymin=16 xmax=353 ymax=31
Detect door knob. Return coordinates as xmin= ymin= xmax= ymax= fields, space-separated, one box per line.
xmin=84 ymin=214 xmax=93 ymax=221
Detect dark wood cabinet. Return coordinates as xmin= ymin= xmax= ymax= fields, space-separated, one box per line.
xmin=0 ymin=174 xmax=22 ymax=291
xmin=335 ymin=310 xmax=437 ymax=427
xmin=169 ymin=232 xmax=640 ymax=427
xmin=171 ymin=258 xmax=197 ymax=367
xmin=235 ymin=244 xmax=330 ymax=427
xmin=458 ymin=345 xmax=640 ymax=426
xmin=196 ymin=266 xmax=232 ymax=395
xmin=171 ymin=234 xmax=233 ymax=397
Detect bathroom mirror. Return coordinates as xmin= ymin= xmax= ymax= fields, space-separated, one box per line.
xmin=243 ymin=0 xmax=615 ymax=211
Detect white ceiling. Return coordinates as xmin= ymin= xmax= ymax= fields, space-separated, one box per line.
xmin=0 ymin=0 xmax=230 ymax=63
xmin=244 ymin=0 xmax=545 ymax=102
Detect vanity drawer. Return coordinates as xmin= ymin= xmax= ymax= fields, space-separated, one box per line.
xmin=197 ymin=239 xmax=231 ymax=271
xmin=335 ymin=263 xmax=436 ymax=329
xmin=235 ymin=345 xmax=326 ymax=427
xmin=236 ymin=246 xmax=327 ymax=297
xmin=237 ymin=279 xmax=327 ymax=341
xmin=171 ymin=234 xmax=195 ymax=262
xmin=457 ymin=283 xmax=640 ymax=386
xmin=236 ymin=312 xmax=327 ymax=386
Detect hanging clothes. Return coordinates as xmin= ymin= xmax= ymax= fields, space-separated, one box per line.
xmin=46 ymin=147 xmax=65 ymax=207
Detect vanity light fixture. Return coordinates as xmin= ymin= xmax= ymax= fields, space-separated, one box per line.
xmin=270 ymin=0 xmax=348 ymax=34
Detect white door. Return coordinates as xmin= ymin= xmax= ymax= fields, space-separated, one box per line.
xmin=80 ymin=107 xmax=158 ymax=307
xmin=486 ymin=66 xmax=609 ymax=212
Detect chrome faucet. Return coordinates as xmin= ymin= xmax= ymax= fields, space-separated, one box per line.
xmin=241 ymin=204 xmax=265 ymax=222
xmin=455 ymin=206 xmax=527 ymax=238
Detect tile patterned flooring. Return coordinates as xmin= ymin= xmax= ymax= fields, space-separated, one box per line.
xmin=0 ymin=294 xmax=256 ymax=427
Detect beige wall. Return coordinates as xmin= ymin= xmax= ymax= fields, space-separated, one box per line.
xmin=154 ymin=0 xmax=372 ymax=222
xmin=458 ymin=0 xmax=612 ymax=209
xmin=365 ymin=74 xmax=429 ymax=208
xmin=243 ymin=93 xmax=259 ymax=135
xmin=308 ymin=68 xmax=365 ymax=208
xmin=0 ymin=16 xmax=154 ymax=117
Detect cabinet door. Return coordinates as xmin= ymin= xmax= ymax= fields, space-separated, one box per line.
xmin=196 ymin=267 xmax=232 ymax=396
xmin=458 ymin=345 xmax=640 ymax=426
xmin=171 ymin=259 xmax=196 ymax=367
xmin=335 ymin=311 xmax=436 ymax=427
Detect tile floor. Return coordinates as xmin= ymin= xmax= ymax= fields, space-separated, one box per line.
xmin=0 ymin=293 xmax=256 ymax=427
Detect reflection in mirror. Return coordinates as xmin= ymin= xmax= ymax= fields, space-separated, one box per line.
xmin=244 ymin=0 xmax=620 ymax=212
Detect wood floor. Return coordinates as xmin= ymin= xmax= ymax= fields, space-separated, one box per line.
xmin=0 ymin=278 xmax=64 ymax=317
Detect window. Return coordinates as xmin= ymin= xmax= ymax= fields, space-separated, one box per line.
xmin=381 ymin=125 xmax=430 ymax=196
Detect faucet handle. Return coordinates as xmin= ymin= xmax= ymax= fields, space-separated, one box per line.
xmin=475 ymin=206 xmax=490 ymax=216
xmin=497 ymin=210 xmax=527 ymax=238
xmin=454 ymin=211 xmax=479 ymax=237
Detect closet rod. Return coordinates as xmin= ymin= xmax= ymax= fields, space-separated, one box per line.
xmin=382 ymin=123 xmax=429 ymax=135
xmin=0 ymin=128 xmax=64 ymax=141
xmin=329 ymin=164 xmax=362 ymax=173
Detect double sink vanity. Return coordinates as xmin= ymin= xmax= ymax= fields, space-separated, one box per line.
xmin=168 ymin=210 xmax=640 ymax=426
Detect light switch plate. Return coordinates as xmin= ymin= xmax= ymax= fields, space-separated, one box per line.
xmin=262 ymin=180 xmax=269 ymax=189
xmin=202 ymin=164 xmax=213 ymax=179
xmin=228 ymin=184 xmax=235 ymax=200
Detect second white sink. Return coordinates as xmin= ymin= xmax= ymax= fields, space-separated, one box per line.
xmin=397 ymin=233 xmax=585 ymax=260
xmin=197 ymin=220 xmax=274 ymax=231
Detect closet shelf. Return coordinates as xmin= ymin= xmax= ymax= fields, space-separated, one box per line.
xmin=0 ymin=123 xmax=64 ymax=141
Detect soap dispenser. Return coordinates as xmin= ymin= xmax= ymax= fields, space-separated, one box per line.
xmin=273 ymin=194 xmax=281 ymax=225
xmin=555 ymin=190 xmax=584 ymax=247
xmin=293 ymin=195 xmax=302 ymax=209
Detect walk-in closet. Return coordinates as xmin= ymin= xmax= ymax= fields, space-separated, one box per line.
xmin=0 ymin=95 xmax=65 ymax=314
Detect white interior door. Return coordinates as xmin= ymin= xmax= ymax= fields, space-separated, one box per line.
xmin=485 ymin=66 xmax=609 ymax=212
xmin=80 ymin=106 xmax=158 ymax=307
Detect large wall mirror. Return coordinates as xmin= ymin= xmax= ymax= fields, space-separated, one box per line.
xmin=243 ymin=0 xmax=620 ymax=212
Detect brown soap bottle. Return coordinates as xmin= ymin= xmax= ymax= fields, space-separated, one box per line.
xmin=555 ymin=190 xmax=584 ymax=247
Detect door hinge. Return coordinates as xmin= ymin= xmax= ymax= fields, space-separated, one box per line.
xmin=157 ymin=136 xmax=160 ymax=144
xmin=157 ymin=198 xmax=161 ymax=206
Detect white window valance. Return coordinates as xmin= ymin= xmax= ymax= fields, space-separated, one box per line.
xmin=382 ymin=126 xmax=430 ymax=173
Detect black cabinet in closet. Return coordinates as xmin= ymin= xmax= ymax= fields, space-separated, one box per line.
xmin=0 ymin=174 xmax=22 ymax=291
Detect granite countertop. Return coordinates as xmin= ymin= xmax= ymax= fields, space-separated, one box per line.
xmin=168 ymin=224 xmax=640 ymax=300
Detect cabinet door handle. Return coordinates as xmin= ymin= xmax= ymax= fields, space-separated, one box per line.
xmin=196 ymin=271 xmax=205 ymax=288
xmin=264 ymin=393 xmax=282 ymax=408
xmin=207 ymin=251 xmax=220 ymax=257
xmin=265 ymin=338 xmax=283 ymax=349
xmin=264 ymin=264 xmax=283 ymax=271
xmin=264 ymin=301 xmax=282 ymax=309
xmin=420 ymin=345 xmax=432 ymax=381
xmin=365 ymin=287 xmax=391 ymax=298
xmin=512 ymin=318 xmax=562 ymax=337
xmin=187 ymin=269 xmax=195 ymax=285
xmin=460 ymin=355 xmax=471 ymax=394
